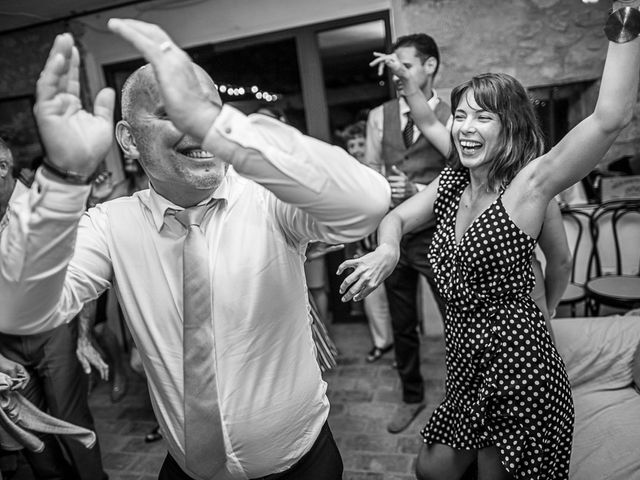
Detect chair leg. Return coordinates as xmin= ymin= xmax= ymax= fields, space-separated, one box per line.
xmin=586 ymin=299 xmax=599 ymax=317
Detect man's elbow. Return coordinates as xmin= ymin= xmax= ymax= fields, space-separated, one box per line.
xmin=368 ymin=189 xmax=391 ymax=221
xmin=330 ymin=195 xmax=388 ymax=243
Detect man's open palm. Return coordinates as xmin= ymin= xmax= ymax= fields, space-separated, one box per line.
xmin=34 ymin=33 xmax=114 ymax=175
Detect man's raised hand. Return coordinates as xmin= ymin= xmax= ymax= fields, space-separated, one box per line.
xmin=370 ymin=51 xmax=421 ymax=96
xmin=34 ymin=33 xmax=115 ymax=176
xmin=108 ymin=19 xmax=221 ymax=141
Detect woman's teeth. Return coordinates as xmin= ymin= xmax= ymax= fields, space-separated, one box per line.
xmin=460 ymin=140 xmax=482 ymax=154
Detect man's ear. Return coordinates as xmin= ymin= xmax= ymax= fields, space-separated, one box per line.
xmin=423 ymin=57 xmax=438 ymax=76
xmin=0 ymin=160 xmax=9 ymax=179
xmin=115 ymin=120 xmax=139 ymax=160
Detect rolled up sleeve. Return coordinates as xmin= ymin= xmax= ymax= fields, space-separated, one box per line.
xmin=0 ymin=171 xmax=108 ymax=335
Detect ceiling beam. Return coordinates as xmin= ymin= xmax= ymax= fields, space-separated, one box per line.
xmin=0 ymin=0 xmax=157 ymax=36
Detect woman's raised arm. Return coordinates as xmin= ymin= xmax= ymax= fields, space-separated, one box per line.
xmin=531 ymin=1 xmax=640 ymax=200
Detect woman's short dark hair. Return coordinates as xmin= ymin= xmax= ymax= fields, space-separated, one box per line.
xmin=338 ymin=120 xmax=367 ymax=143
xmin=449 ymin=73 xmax=545 ymax=192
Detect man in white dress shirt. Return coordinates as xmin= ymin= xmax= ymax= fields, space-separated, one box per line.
xmin=0 ymin=20 xmax=389 ymax=480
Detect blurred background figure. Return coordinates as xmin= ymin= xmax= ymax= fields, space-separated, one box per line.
xmin=338 ymin=121 xmax=394 ymax=363
xmin=363 ymin=34 xmax=451 ymax=434
xmin=0 ymin=138 xmax=108 ymax=480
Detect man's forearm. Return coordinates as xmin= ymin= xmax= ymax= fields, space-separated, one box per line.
xmin=77 ymin=300 xmax=98 ymax=339
xmin=0 ymin=170 xmax=89 ymax=334
xmin=203 ymin=106 xmax=390 ymax=241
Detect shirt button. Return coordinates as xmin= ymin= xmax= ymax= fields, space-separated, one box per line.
xmin=225 ymin=127 xmax=232 ymax=134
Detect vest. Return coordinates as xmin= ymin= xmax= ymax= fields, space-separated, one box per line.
xmin=381 ymin=97 xmax=450 ymax=238
xmin=381 ymin=97 xmax=450 ymax=185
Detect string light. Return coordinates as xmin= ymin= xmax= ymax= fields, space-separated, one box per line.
xmin=215 ymin=83 xmax=280 ymax=102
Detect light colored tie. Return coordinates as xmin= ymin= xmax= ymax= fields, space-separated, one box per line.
xmin=175 ymin=203 xmax=226 ymax=478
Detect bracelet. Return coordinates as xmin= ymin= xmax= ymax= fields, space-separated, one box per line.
xmin=42 ymin=157 xmax=98 ymax=185
xmin=604 ymin=6 xmax=640 ymax=44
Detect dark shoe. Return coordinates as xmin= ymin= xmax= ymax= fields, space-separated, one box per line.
xmin=110 ymin=372 xmax=128 ymax=403
xmin=144 ymin=425 xmax=162 ymax=443
xmin=366 ymin=345 xmax=393 ymax=363
xmin=387 ymin=402 xmax=425 ymax=434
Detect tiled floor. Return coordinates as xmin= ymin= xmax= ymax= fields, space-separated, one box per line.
xmin=10 ymin=321 xmax=447 ymax=480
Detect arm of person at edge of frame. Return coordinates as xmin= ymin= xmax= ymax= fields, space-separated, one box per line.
xmin=537 ymin=199 xmax=572 ymax=344
xmin=76 ymin=299 xmax=110 ymax=381
xmin=336 ymin=176 xmax=440 ymax=303
xmin=503 ymin=0 xmax=640 ymax=240
xmin=0 ymin=351 xmax=30 ymax=391
xmin=107 ymin=18 xmax=390 ymax=246
xmin=0 ymin=33 xmax=114 ymax=334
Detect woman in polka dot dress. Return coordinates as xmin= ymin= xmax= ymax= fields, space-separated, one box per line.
xmin=338 ymin=3 xmax=640 ymax=478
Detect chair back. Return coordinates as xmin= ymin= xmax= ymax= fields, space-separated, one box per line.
xmin=561 ymin=205 xmax=594 ymax=286
xmin=588 ymin=200 xmax=640 ymax=277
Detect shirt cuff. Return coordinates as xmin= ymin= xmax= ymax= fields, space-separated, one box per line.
xmin=203 ymin=105 xmax=326 ymax=193
xmin=33 ymin=168 xmax=91 ymax=215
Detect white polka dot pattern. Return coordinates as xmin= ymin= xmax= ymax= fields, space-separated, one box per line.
xmin=422 ymin=167 xmax=574 ymax=479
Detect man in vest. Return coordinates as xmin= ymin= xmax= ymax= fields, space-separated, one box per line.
xmin=364 ymin=33 xmax=450 ymax=434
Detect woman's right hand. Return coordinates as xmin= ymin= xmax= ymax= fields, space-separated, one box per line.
xmin=336 ymin=243 xmax=399 ymax=302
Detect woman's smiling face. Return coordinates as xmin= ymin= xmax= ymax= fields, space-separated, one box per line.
xmin=452 ymin=89 xmax=502 ymax=172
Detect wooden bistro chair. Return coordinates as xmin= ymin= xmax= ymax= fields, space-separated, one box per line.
xmin=584 ymin=199 xmax=640 ymax=316
xmin=559 ymin=205 xmax=593 ymax=316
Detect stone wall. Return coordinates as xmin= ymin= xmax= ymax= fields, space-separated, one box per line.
xmin=391 ymin=0 xmax=639 ymax=164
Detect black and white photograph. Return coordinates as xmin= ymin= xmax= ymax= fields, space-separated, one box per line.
xmin=1 ymin=1 xmax=639 ymax=479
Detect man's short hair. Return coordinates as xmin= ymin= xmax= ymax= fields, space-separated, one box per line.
xmin=0 ymin=137 xmax=9 ymax=154
xmin=120 ymin=65 xmax=152 ymax=123
xmin=392 ymin=33 xmax=440 ymax=76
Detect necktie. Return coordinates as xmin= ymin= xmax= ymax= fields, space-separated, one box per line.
xmin=403 ymin=115 xmax=415 ymax=149
xmin=175 ymin=203 xmax=226 ymax=478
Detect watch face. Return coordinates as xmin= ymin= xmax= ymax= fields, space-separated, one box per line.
xmin=605 ymin=7 xmax=640 ymax=43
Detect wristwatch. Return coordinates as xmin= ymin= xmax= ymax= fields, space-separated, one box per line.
xmin=604 ymin=6 xmax=640 ymax=43
xmin=42 ymin=158 xmax=98 ymax=185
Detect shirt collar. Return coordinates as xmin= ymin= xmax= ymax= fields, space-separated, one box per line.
xmin=399 ymin=89 xmax=440 ymax=117
xmin=10 ymin=179 xmax=28 ymax=201
xmin=140 ymin=174 xmax=232 ymax=232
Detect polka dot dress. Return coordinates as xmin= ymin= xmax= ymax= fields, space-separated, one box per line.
xmin=422 ymin=167 xmax=574 ymax=479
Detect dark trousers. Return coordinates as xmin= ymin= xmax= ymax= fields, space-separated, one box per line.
xmin=384 ymin=227 xmax=446 ymax=404
xmin=0 ymin=321 xmax=108 ymax=480
xmin=158 ymin=422 xmax=343 ymax=480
